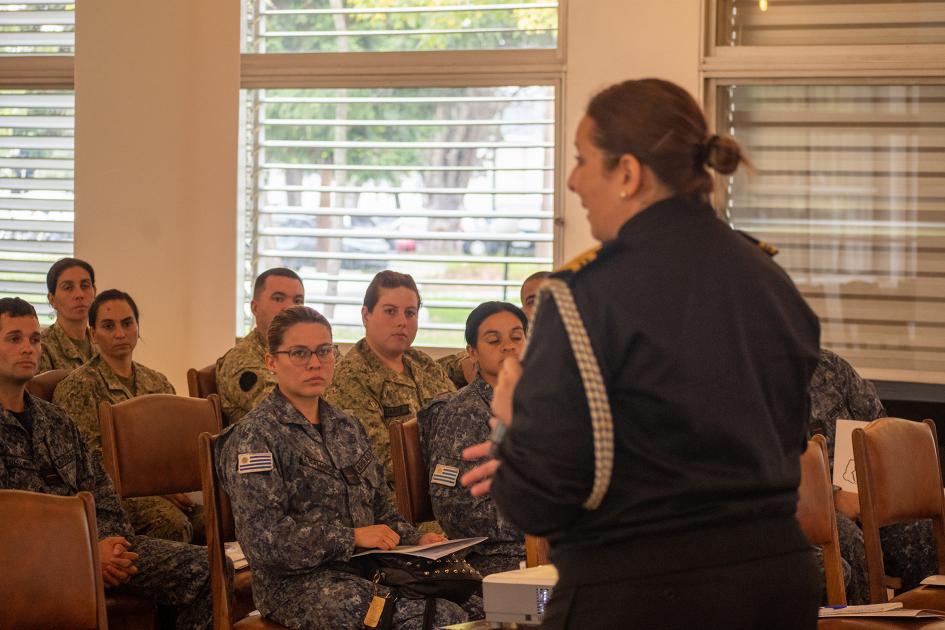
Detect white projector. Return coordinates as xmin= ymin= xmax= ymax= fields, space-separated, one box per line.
xmin=483 ymin=564 xmax=559 ymax=626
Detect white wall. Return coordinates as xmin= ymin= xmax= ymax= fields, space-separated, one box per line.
xmin=75 ymin=0 xmax=240 ymax=392
xmin=561 ymin=0 xmax=702 ymax=259
xmin=73 ymin=0 xmax=702 ymax=389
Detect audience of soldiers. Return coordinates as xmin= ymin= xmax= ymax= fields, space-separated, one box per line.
xmin=2 ymin=255 xmax=934 ymax=626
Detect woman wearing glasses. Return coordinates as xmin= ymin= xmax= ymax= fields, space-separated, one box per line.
xmin=216 ymin=306 xmax=470 ymax=629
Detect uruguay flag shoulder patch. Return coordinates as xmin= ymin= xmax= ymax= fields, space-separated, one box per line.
xmin=431 ymin=463 xmax=460 ymax=487
xmin=238 ymin=452 xmax=273 ymax=474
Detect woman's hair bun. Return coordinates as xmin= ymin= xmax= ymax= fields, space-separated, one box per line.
xmin=704 ymin=135 xmax=743 ymax=175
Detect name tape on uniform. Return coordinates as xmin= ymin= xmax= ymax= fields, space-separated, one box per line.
xmin=238 ymin=452 xmax=273 ymax=474
xmin=431 ymin=463 xmax=460 ymax=487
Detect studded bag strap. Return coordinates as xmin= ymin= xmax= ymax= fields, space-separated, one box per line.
xmin=524 ymin=277 xmax=614 ymax=511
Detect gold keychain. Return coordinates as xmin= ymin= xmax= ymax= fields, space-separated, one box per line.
xmin=363 ymin=572 xmax=388 ymax=628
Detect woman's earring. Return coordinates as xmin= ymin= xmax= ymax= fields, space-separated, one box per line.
xmin=619 ymin=190 xmax=628 ymax=199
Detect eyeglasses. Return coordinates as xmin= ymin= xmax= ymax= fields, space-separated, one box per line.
xmin=272 ymin=344 xmax=337 ymax=366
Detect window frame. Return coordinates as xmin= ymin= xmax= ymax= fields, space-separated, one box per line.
xmin=702 ymin=0 xmax=945 ymax=388
xmin=237 ymin=1 xmax=568 ymax=343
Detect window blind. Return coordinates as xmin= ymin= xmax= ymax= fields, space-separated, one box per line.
xmin=241 ymin=85 xmax=555 ymax=346
xmin=719 ymin=83 xmax=945 ymax=374
xmin=0 ymin=90 xmax=74 ymax=323
xmin=718 ymin=0 xmax=945 ymax=47
xmin=0 ymin=1 xmax=74 ymax=55
xmin=244 ymin=0 xmax=558 ymax=53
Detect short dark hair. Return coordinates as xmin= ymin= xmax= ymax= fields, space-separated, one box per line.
xmin=521 ymin=270 xmax=551 ymax=287
xmin=89 ymin=289 xmax=139 ymax=328
xmin=46 ymin=257 xmax=96 ymax=295
xmin=363 ymin=270 xmax=421 ymax=312
xmin=253 ymin=268 xmax=303 ymax=300
xmin=465 ymin=301 xmax=528 ymax=346
xmin=0 ymin=297 xmax=38 ymax=322
xmin=267 ymin=305 xmax=332 ymax=354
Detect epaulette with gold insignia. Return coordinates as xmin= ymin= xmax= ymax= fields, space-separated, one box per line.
xmin=556 ymin=245 xmax=601 ymax=273
xmin=736 ymin=230 xmax=779 ymax=258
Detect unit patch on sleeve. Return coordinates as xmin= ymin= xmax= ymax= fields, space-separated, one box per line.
xmin=430 ymin=463 xmax=460 ymax=487
xmin=238 ymin=452 xmax=273 ymax=474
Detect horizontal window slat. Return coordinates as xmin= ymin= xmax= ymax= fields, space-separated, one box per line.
xmin=259 ymin=205 xmax=551 ymax=220
xmin=259 ymin=139 xmax=553 ymax=150
xmin=259 ymin=227 xmax=552 ymax=242
xmin=0 ymin=136 xmax=73 ymax=149
xmin=0 ymin=198 xmax=73 ymax=211
xmin=258 ymin=183 xmax=551 ymax=195
xmin=261 ymin=117 xmax=552 ymax=127
xmin=260 ymin=3 xmax=557 ymax=17
xmin=257 ymin=248 xmax=552 ymax=265
xmin=0 ymin=240 xmax=71 ymax=254
xmin=0 ymin=10 xmax=72 ymax=25
xmin=260 ymin=162 xmax=552 ymax=173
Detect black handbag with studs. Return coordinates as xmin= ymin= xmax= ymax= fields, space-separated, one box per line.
xmin=351 ymin=552 xmax=482 ymax=603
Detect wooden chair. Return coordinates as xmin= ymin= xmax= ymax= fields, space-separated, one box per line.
xmin=799 ymin=435 xmax=945 ymax=629
xmin=389 ymin=418 xmax=434 ymax=524
xmin=525 ymin=535 xmax=550 ymax=568
xmin=198 ymin=432 xmax=286 ymax=629
xmin=0 ymin=489 xmax=108 ymax=629
xmin=188 ymin=363 xmax=219 ymax=398
xmin=25 ymin=368 xmax=71 ymax=402
xmin=99 ymin=394 xmax=223 ymax=502
xmin=854 ymin=417 xmax=945 ymax=611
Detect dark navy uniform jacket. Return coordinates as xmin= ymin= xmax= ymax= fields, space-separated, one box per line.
xmin=491 ymin=194 xmax=821 ymax=572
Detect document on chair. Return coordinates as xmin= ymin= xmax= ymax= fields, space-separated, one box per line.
xmin=352 ymin=536 xmax=487 ymax=560
xmin=819 ymin=603 xmax=945 ymax=618
xmin=920 ymin=575 xmax=945 ymax=587
xmin=832 ymin=419 xmax=869 ymax=493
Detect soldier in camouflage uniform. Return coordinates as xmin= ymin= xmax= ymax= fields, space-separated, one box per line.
xmin=216 ymin=306 xmax=472 ymax=629
xmin=437 ymin=350 xmax=473 ymax=390
xmin=39 ymin=257 xmax=98 ymax=372
xmin=217 ymin=268 xmax=305 ymax=423
xmin=421 ymin=302 xmax=528 ymax=577
xmin=54 ymin=290 xmax=204 ymax=544
xmin=0 ymin=297 xmax=212 ymax=630
xmin=808 ymin=348 xmax=936 ymax=603
xmin=326 ymin=271 xmax=455 ymax=486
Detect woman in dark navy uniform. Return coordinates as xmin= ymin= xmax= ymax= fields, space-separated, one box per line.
xmin=463 ymin=78 xmax=822 ymax=629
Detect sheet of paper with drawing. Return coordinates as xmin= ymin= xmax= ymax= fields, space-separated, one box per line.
xmin=352 ymin=536 xmax=487 ymax=560
xmin=832 ymin=419 xmax=869 ymax=493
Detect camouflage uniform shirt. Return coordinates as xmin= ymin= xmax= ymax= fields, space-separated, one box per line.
xmin=215 ymin=387 xmax=468 ymax=629
xmin=420 ymin=375 xmax=524 ymax=576
xmin=437 ymin=350 xmax=471 ymax=390
xmin=216 ymin=329 xmax=275 ymax=423
xmin=325 ymin=338 xmax=456 ymax=484
xmin=0 ymin=392 xmax=212 ymax=629
xmin=53 ymin=353 xmax=175 ymax=454
xmin=808 ymin=348 xmax=886 ymax=463
xmin=38 ymin=320 xmax=96 ymax=372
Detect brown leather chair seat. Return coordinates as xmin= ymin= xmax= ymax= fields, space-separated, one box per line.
xmin=797 ymin=434 xmax=945 ymax=629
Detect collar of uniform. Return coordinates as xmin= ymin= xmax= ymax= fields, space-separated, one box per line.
xmin=351 ymin=338 xmax=423 ymax=388
xmin=268 ymin=386 xmax=338 ymax=431
xmin=614 ymin=194 xmax=716 ymax=250
xmin=0 ymin=390 xmax=38 ymax=428
xmin=249 ymin=328 xmax=267 ymax=354
xmin=471 ymin=374 xmax=493 ymax=405
xmin=89 ymin=354 xmax=139 ymax=396
xmin=47 ymin=320 xmax=95 ymax=361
